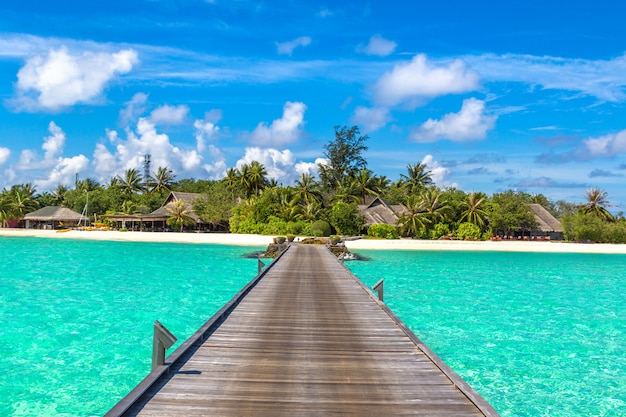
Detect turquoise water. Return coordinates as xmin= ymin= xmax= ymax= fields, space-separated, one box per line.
xmin=0 ymin=237 xmax=262 ymax=416
xmin=346 ymin=250 xmax=626 ymax=417
xmin=2 ymin=239 xmax=626 ymax=416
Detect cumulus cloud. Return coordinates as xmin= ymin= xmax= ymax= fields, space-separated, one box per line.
xmin=236 ymin=147 xmax=297 ymax=183
xmin=249 ymin=101 xmax=307 ymax=147
xmin=194 ymin=110 xmax=222 ymax=153
xmin=357 ymin=35 xmax=397 ymax=57
xmin=410 ymin=98 xmax=496 ymax=143
xmin=276 ymin=36 xmax=312 ymax=56
xmin=583 ymin=129 xmax=626 ymax=157
xmin=0 ymin=147 xmax=11 ymax=166
xmin=422 ymin=154 xmax=456 ymax=188
xmin=119 ymin=93 xmax=148 ymax=126
xmin=373 ymin=54 xmax=480 ymax=107
xmin=93 ymin=117 xmax=224 ymax=181
xmin=149 ymin=104 xmax=189 ymax=125
xmin=12 ymin=46 xmax=138 ymax=111
xmin=350 ymin=106 xmax=392 ymax=132
xmin=8 ymin=121 xmax=89 ymax=189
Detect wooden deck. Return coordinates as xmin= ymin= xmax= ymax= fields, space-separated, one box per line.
xmin=107 ymin=244 xmax=499 ymax=416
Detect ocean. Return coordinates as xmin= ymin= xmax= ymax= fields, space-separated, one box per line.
xmin=1 ymin=237 xmax=625 ymax=416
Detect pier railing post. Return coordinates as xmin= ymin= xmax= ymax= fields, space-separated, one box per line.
xmin=258 ymin=257 xmax=265 ymax=273
xmin=152 ymin=320 xmax=177 ymax=371
xmin=373 ymin=279 xmax=384 ymax=302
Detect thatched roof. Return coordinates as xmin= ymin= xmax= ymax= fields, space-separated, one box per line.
xmin=357 ymin=197 xmax=405 ymax=227
xmin=145 ymin=191 xmax=203 ymax=222
xmin=24 ymin=206 xmax=84 ymax=222
xmin=528 ymin=204 xmax=563 ymax=232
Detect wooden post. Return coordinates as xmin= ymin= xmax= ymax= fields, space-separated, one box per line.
xmin=258 ymin=257 xmax=265 ymax=273
xmin=152 ymin=320 xmax=177 ymax=371
xmin=373 ymin=279 xmax=384 ymax=302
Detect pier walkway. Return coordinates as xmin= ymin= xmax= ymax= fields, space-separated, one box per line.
xmin=108 ymin=244 xmax=499 ymax=416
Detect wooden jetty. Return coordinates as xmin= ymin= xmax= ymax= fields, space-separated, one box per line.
xmin=107 ymin=244 xmax=499 ymax=416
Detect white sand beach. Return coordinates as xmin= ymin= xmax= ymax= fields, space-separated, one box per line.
xmin=2 ymin=228 xmax=626 ymax=254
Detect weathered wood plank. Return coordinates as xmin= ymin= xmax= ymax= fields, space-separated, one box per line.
xmin=109 ymin=244 xmax=499 ymax=417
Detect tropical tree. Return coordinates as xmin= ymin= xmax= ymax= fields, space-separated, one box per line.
xmin=400 ymin=163 xmax=433 ymax=194
xmin=331 ymin=181 xmax=360 ymax=204
xmin=52 ymin=184 xmax=69 ymax=206
xmin=294 ymin=173 xmax=322 ymax=206
xmin=0 ymin=191 xmax=13 ymax=227
xmin=117 ymin=168 xmax=144 ymax=203
xmin=460 ymin=192 xmax=488 ymax=230
xmin=351 ymin=168 xmax=381 ymax=204
xmin=149 ymin=166 xmax=175 ymax=196
xmin=318 ymin=125 xmax=368 ymax=191
xmin=8 ymin=184 xmax=39 ymax=220
xmin=419 ymin=188 xmax=451 ymax=224
xmin=580 ymin=187 xmax=614 ymax=221
xmin=224 ymin=167 xmax=240 ymax=191
xmin=166 ymin=199 xmax=196 ymax=231
xmin=247 ymin=161 xmax=268 ymax=196
xmin=397 ymin=195 xmax=431 ymax=237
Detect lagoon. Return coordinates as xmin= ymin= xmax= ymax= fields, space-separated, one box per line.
xmin=1 ymin=237 xmax=625 ymax=416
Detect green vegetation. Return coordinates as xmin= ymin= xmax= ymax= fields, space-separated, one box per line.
xmin=2 ymin=124 xmax=625 ymax=243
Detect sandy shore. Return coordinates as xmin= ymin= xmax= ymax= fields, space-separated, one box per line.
xmin=2 ymin=228 xmax=626 ymax=254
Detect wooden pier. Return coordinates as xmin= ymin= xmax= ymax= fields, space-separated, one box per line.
xmin=107 ymin=244 xmax=499 ymax=416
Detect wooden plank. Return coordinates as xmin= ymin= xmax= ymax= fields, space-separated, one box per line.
xmin=109 ymin=244 xmax=499 ymax=417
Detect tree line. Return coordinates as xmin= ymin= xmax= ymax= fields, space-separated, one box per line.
xmin=1 ymin=125 xmax=624 ymax=243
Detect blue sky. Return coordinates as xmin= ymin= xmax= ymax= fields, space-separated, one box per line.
xmin=2 ymin=0 xmax=626 ymax=211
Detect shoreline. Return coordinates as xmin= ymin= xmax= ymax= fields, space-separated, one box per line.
xmin=2 ymin=228 xmax=626 ymax=254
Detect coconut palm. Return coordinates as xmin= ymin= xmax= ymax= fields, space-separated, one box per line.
xmin=419 ymin=188 xmax=451 ymax=223
xmin=246 ymin=161 xmax=268 ymax=196
xmin=149 ymin=166 xmax=175 ymax=195
xmin=400 ymin=163 xmax=433 ymax=194
xmin=52 ymin=184 xmax=69 ymax=206
xmin=460 ymin=192 xmax=488 ymax=229
xmin=580 ymin=187 xmax=614 ymax=221
xmin=76 ymin=178 xmax=101 ymax=193
xmin=397 ymin=195 xmax=431 ymax=237
xmin=8 ymin=184 xmax=39 ymax=220
xmin=331 ymin=181 xmax=360 ymax=204
xmin=224 ymin=167 xmax=240 ymax=191
xmin=294 ymin=173 xmax=322 ymax=206
xmin=166 ymin=199 xmax=196 ymax=231
xmin=351 ymin=168 xmax=381 ymax=204
xmin=117 ymin=168 xmax=144 ymax=203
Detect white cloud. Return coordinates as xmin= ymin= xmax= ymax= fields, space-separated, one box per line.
xmin=0 ymin=147 xmax=11 ymax=166
xmin=119 ymin=93 xmax=149 ymax=126
xmin=351 ymin=106 xmax=392 ymax=132
xmin=93 ymin=117 xmax=221 ymax=182
xmin=194 ymin=110 xmax=222 ymax=153
xmin=373 ymin=54 xmax=480 ymax=107
xmin=357 ymin=35 xmax=397 ymax=57
xmin=149 ymin=104 xmax=189 ymax=125
xmin=410 ymin=98 xmax=496 ymax=143
xmin=583 ymin=130 xmax=626 ymax=157
xmin=42 ymin=121 xmax=65 ymax=161
xmin=276 ymin=36 xmax=312 ymax=56
xmin=35 ymin=155 xmax=89 ymax=190
xmin=236 ymin=147 xmax=299 ymax=183
xmin=13 ymin=46 xmax=138 ymax=111
xmin=422 ymin=154 xmax=457 ymax=188
xmin=249 ymin=101 xmax=307 ymax=147
xmin=294 ymin=158 xmax=326 ymax=178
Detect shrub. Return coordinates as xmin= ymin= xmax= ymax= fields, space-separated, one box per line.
xmin=311 ymin=220 xmax=332 ymax=237
xmin=368 ymin=224 xmax=399 ymax=239
xmin=329 ymin=202 xmax=364 ymax=236
xmin=429 ymin=223 xmax=450 ymax=240
xmin=456 ymin=222 xmax=482 ymax=240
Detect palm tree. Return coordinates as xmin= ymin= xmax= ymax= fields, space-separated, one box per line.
xmin=76 ymin=178 xmax=101 ymax=193
xmin=460 ymin=192 xmax=488 ymax=229
xmin=580 ymin=187 xmax=614 ymax=221
xmin=52 ymin=184 xmax=69 ymax=206
xmin=224 ymin=167 xmax=240 ymax=191
xmin=247 ymin=161 xmax=268 ymax=197
xmin=331 ymin=181 xmax=360 ymax=204
xmin=166 ymin=199 xmax=196 ymax=231
xmin=117 ymin=168 xmax=144 ymax=203
xmin=400 ymin=163 xmax=433 ymax=194
xmin=0 ymin=191 xmax=13 ymax=227
xmin=397 ymin=195 xmax=431 ymax=237
xmin=149 ymin=166 xmax=175 ymax=195
xmin=294 ymin=173 xmax=322 ymax=206
xmin=9 ymin=184 xmax=39 ymax=220
xmin=351 ymin=168 xmax=381 ymax=204
xmin=419 ymin=189 xmax=450 ymax=224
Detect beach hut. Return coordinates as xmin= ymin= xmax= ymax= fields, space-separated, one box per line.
xmin=23 ymin=206 xmax=84 ymax=229
xmin=528 ymin=203 xmax=564 ymax=240
xmin=357 ymin=197 xmax=406 ymax=229
xmin=104 ymin=192 xmax=206 ymax=232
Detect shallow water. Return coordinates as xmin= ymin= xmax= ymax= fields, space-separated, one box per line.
xmin=346 ymin=250 xmax=626 ymax=417
xmin=0 ymin=236 xmax=262 ymax=416
xmin=2 ymin=238 xmax=625 ymax=416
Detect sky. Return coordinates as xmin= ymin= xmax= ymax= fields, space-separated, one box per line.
xmin=2 ymin=1 xmax=626 ymax=211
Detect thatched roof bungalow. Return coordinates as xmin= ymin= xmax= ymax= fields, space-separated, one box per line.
xmin=357 ymin=197 xmax=405 ymax=228
xmin=528 ymin=203 xmax=563 ymax=240
xmin=104 ymin=192 xmax=205 ymax=231
xmin=24 ymin=206 xmax=84 ymax=229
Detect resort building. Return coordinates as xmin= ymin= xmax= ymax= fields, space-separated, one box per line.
xmin=357 ymin=197 xmax=406 ymax=230
xmin=23 ymin=206 xmax=85 ymax=229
